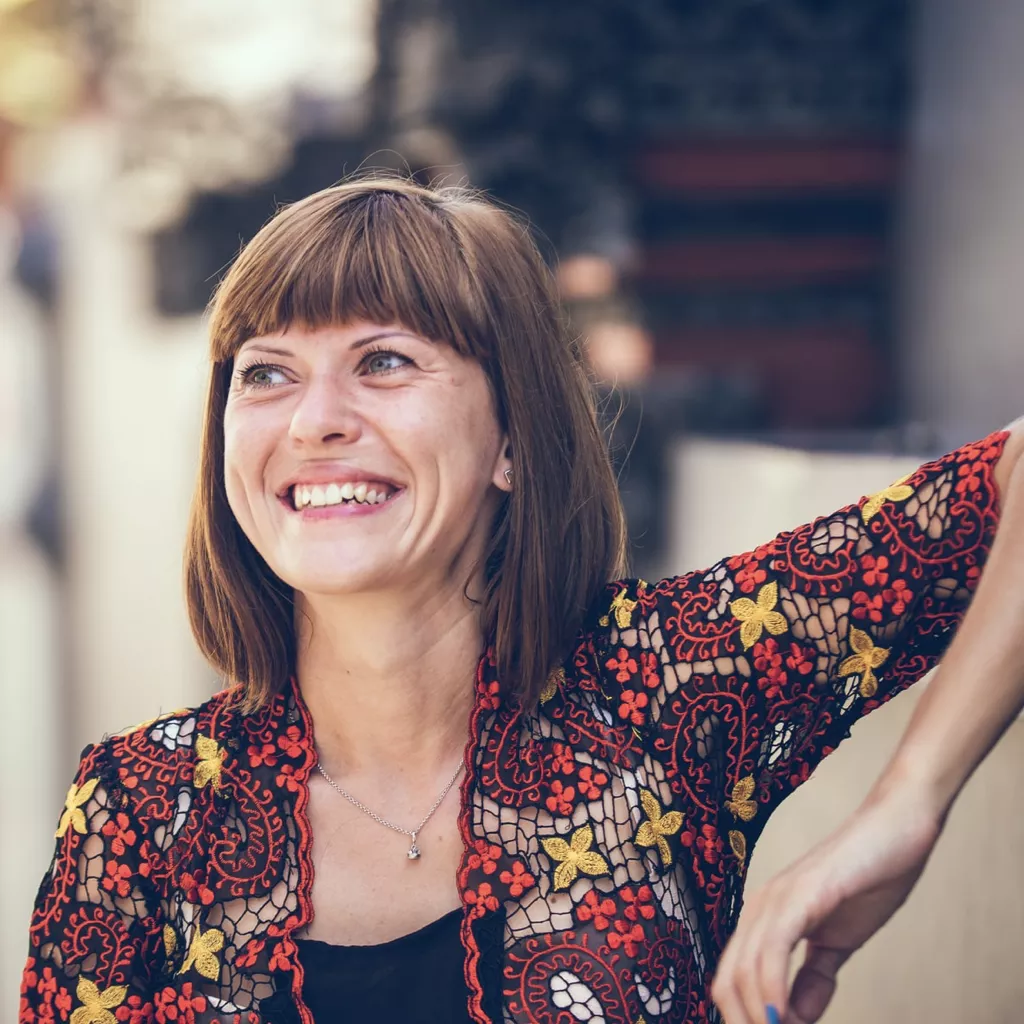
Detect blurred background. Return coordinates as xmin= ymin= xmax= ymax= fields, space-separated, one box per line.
xmin=3 ymin=0 xmax=1023 ymax=1018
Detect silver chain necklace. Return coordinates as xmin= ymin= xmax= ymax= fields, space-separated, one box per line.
xmin=315 ymin=757 xmax=465 ymax=860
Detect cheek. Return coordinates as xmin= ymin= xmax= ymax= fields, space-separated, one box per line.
xmin=221 ymin=411 xmax=266 ymax=533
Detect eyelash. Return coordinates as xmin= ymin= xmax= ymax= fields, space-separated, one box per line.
xmin=234 ymin=360 xmax=284 ymax=390
xmin=359 ymin=345 xmax=412 ymax=376
xmin=233 ymin=347 xmax=412 ymax=390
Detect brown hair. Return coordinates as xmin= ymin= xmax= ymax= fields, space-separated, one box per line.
xmin=185 ymin=177 xmax=627 ymax=709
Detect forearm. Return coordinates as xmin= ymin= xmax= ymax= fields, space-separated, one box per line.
xmin=877 ymin=420 xmax=1024 ymax=816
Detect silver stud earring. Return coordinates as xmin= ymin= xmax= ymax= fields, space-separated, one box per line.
xmin=504 ymin=468 xmax=513 ymax=486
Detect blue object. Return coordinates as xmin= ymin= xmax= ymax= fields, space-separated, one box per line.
xmin=766 ymin=1006 xmax=781 ymax=1024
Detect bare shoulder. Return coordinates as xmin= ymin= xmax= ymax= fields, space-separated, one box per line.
xmin=995 ymin=416 xmax=1024 ymax=498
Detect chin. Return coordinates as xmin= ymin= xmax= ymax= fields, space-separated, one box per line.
xmin=276 ymin=549 xmax=399 ymax=598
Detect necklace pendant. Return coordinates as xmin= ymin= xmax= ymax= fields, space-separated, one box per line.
xmin=407 ymin=843 xmax=421 ymax=860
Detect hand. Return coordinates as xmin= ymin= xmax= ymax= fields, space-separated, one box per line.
xmin=710 ymin=781 xmax=944 ymax=1024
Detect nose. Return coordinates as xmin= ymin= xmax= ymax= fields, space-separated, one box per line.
xmin=287 ymin=374 xmax=363 ymax=448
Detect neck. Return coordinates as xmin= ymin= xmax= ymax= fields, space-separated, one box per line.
xmin=296 ymin=579 xmax=482 ymax=785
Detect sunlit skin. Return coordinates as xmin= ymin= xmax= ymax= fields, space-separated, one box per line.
xmin=222 ymin=321 xmax=513 ymax=943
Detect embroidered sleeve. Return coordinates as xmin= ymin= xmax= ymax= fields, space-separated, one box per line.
xmin=20 ymin=741 xmax=164 ymax=1023
xmin=596 ymin=430 xmax=1007 ymax=934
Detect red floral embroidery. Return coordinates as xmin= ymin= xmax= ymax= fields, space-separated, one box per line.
xmin=606 ymin=649 xmax=637 ymax=683
xmin=277 ymin=725 xmax=302 ymax=759
xmin=640 ymin=651 xmax=660 ymax=689
xmin=233 ymin=939 xmax=265 ymax=970
xmin=101 ymin=860 xmax=132 ymax=898
xmin=100 ymin=813 xmax=137 ymax=855
xmin=859 ymin=553 xmax=890 ymax=587
xmin=753 ymin=638 xmax=787 ymax=699
xmin=180 ymin=869 xmax=214 ymax=906
xmin=852 ymin=590 xmax=885 ymax=623
xmin=468 ymin=840 xmax=501 ymax=875
xmin=154 ymin=983 xmax=207 ymax=1024
xmin=465 ymin=882 xmax=499 ymax=915
xmin=882 ymin=579 xmax=913 ymax=615
xmin=607 ymin=920 xmax=645 ymax=956
xmin=617 ymin=689 xmax=648 ymax=726
xmin=267 ymin=940 xmax=292 ymax=974
xmin=115 ymin=995 xmax=154 ymax=1024
xmin=620 ymin=885 xmax=656 ymax=922
xmin=275 ymin=763 xmax=299 ymax=792
xmin=576 ymin=889 xmax=616 ymax=930
xmin=545 ymin=780 xmax=575 ymax=816
xmin=955 ymin=460 xmax=983 ymax=496
xmin=577 ymin=765 xmax=608 ymax=800
xmin=498 ymin=862 xmax=535 ymax=897
xmin=247 ymin=742 xmax=277 ymax=768
xmin=550 ymin=742 xmax=575 ymax=775
xmin=478 ymin=678 xmax=501 ymax=710
xmin=784 ymin=642 xmax=814 ymax=676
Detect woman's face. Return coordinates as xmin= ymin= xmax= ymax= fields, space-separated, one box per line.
xmin=223 ymin=322 xmax=510 ymax=600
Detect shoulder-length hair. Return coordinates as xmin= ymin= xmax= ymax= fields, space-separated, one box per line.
xmin=185 ymin=178 xmax=627 ymax=709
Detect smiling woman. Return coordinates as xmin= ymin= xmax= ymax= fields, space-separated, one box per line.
xmin=18 ymin=178 xmax=1024 ymax=1024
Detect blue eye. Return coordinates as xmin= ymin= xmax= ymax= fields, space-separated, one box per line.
xmin=236 ymin=362 xmax=288 ymax=389
xmin=363 ymin=349 xmax=410 ymax=375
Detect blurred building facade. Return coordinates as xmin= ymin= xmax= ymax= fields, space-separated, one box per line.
xmin=3 ymin=0 xmax=1024 ymax=1018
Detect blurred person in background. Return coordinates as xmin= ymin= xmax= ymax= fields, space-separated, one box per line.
xmin=17 ymin=178 xmax=1024 ymax=1024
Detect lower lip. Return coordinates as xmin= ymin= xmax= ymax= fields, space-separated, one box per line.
xmin=282 ymin=490 xmax=402 ymax=520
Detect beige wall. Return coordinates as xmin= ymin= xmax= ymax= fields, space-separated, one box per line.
xmin=901 ymin=0 xmax=1024 ymax=447
xmin=669 ymin=437 xmax=1024 ymax=1021
xmin=52 ymin=119 xmax=216 ymax=766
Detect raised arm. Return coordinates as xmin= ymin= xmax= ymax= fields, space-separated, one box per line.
xmin=711 ymin=418 xmax=1024 ymax=1024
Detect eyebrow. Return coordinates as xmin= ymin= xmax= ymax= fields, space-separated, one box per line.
xmin=238 ymin=331 xmax=421 ymax=360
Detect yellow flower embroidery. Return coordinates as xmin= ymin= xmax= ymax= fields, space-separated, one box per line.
xmin=838 ymin=627 xmax=891 ymax=698
xmin=163 ymin=924 xmax=177 ymax=958
xmin=729 ymin=581 xmax=788 ymax=650
xmin=724 ymin=776 xmax=758 ymax=822
xmin=541 ymin=825 xmax=610 ymax=891
xmin=861 ymin=474 xmax=914 ymax=524
xmin=729 ymin=830 xmax=748 ymax=870
xmin=599 ymin=587 xmax=638 ymax=629
xmin=56 ymin=778 xmax=100 ymax=838
xmin=633 ymin=789 xmax=683 ymax=867
xmin=193 ymin=735 xmax=225 ymax=791
xmin=540 ymin=667 xmax=565 ymax=704
xmin=69 ymin=978 xmax=127 ymax=1024
xmin=178 ymin=921 xmax=225 ymax=980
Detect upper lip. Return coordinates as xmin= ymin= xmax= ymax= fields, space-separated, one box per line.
xmin=276 ymin=466 xmax=403 ymax=499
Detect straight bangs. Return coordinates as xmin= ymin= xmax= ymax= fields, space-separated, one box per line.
xmin=208 ymin=185 xmax=495 ymax=369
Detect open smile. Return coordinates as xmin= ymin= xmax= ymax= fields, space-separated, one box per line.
xmin=279 ymin=479 xmax=402 ymax=517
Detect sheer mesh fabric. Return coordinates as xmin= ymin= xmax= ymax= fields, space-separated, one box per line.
xmin=20 ymin=431 xmax=1008 ymax=1024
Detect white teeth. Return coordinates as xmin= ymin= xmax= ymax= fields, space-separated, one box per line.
xmin=292 ymin=481 xmax=393 ymax=510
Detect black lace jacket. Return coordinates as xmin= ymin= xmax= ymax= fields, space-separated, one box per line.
xmin=20 ymin=431 xmax=1008 ymax=1024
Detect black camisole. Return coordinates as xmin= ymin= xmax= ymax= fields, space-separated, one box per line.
xmin=295 ymin=909 xmax=472 ymax=1023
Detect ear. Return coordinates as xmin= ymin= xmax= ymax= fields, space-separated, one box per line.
xmin=493 ymin=438 xmax=513 ymax=493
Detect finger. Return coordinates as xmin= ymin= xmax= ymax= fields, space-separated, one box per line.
xmin=788 ymin=945 xmax=849 ymax=1023
xmin=712 ymin=932 xmax=758 ymax=1024
xmin=716 ymin=901 xmax=791 ymax=1024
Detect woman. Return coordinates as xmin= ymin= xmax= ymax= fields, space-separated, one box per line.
xmin=19 ymin=179 xmax=1024 ymax=1024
